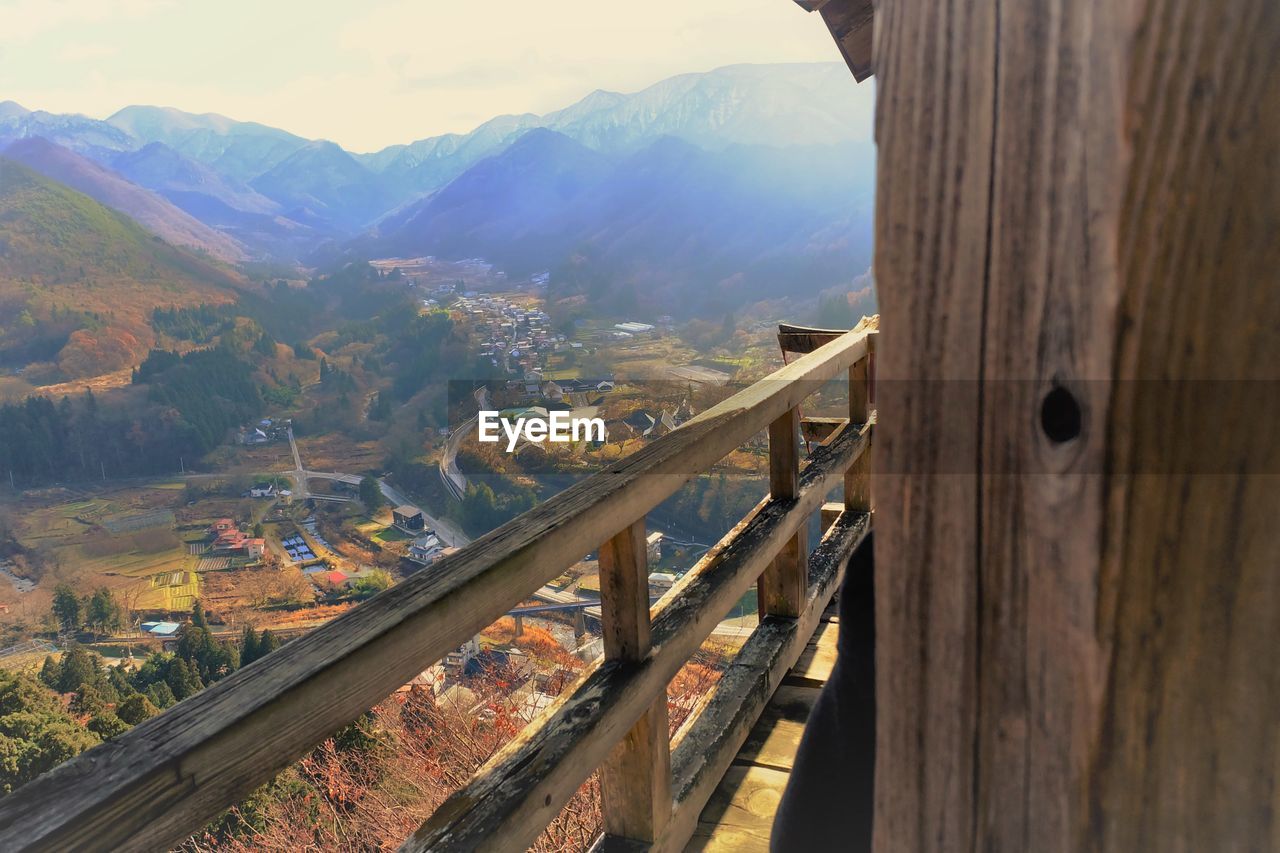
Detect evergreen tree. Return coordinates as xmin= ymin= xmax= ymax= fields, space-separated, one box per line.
xmin=257 ymin=630 xmax=281 ymax=657
xmin=359 ymin=476 xmax=384 ymax=511
xmin=38 ymin=655 xmax=59 ymax=690
xmin=240 ymin=626 xmax=260 ymax=666
xmin=166 ymin=658 xmax=202 ymax=701
xmin=106 ymin=665 xmax=136 ymax=699
xmin=0 ymin=670 xmax=99 ymax=793
xmin=86 ymin=588 xmax=122 ymax=635
xmin=191 ymin=600 xmax=208 ymax=630
xmin=254 ymin=331 xmax=277 ymax=357
xmin=145 ymin=681 xmax=176 ymax=710
xmin=70 ymin=684 xmax=105 ymax=716
xmin=51 ymin=584 xmax=80 ymax=633
xmin=55 ymin=646 xmax=100 ymax=694
xmin=116 ymin=694 xmax=159 ymax=726
xmin=86 ymin=713 xmax=129 ymax=740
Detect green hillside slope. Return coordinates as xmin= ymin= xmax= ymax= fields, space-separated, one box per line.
xmin=0 ymin=158 xmax=239 ymax=379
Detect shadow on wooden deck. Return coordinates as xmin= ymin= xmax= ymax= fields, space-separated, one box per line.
xmin=685 ymin=533 xmax=874 ymax=852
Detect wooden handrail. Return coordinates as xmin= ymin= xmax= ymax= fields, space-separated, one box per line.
xmin=0 ymin=328 xmax=875 ymax=852
xmin=407 ymin=424 xmax=869 ymax=851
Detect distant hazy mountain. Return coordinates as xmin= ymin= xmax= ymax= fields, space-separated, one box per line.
xmin=360 ymin=129 xmax=874 ymax=315
xmin=546 ymin=63 xmax=870 ymax=152
xmin=106 ymin=105 xmax=308 ymax=183
xmin=371 ymin=129 xmax=614 ymax=271
xmin=0 ymin=102 xmax=136 ymax=161
xmin=0 ymin=159 xmax=239 ymax=377
xmin=356 ymin=113 xmax=544 ymax=206
xmin=0 ymin=101 xmax=30 ymax=121
xmin=363 ymin=63 xmax=870 ymax=201
xmin=249 ymin=140 xmax=398 ymax=232
xmin=108 ymin=142 xmax=331 ymax=261
xmin=111 ymin=142 xmax=280 ymax=215
xmin=3 ymin=137 xmax=245 ymax=262
xmin=5 ymin=63 xmax=875 ymax=264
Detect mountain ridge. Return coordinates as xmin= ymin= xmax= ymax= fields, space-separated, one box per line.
xmin=0 ymin=159 xmax=240 ymax=377
xmin=3 ymin=137 xmax=246 ymax=262
xmin=5 ymin=62 xmax=875 ymax=265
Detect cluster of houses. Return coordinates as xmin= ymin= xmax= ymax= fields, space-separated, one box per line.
xmin=391 ymin=505 xmax=460 ymax=567
xmin=518 ymin=376 xmax=615 ymax=403
xmin=459 ymin=296 xmax=572 ymax=376
xmin=207 ymin=519 xmax=266 ymax=559
xmin=236 ymin=418 xmax=290 ymax=446
xmin=623 ymin=399 xmax=696 ymax=438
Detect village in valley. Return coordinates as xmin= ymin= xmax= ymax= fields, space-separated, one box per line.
xmin=0 ymin=254 xmax=785 ymax=769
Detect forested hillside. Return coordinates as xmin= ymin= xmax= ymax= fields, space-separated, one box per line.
xmin=0 ymin=160 xmax=239 ymax=379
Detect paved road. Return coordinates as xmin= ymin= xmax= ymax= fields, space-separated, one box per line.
xmin=286 ymin=427 xmax=468 ymax=547
xmin=440 ymin=415 xmax=473 ymax=500
xmin=440 ymin=387 xmax=487 ymax=501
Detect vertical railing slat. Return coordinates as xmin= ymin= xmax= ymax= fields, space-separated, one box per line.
xmin=598 ymin=519 xmax=671 ymax=842
xmin=846 ymin=350 xmax=873 ymax=512
xmin=759 ymin=407 xmax=807 ymax=617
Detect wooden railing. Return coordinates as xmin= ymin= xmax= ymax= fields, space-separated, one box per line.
xmin=0 ymin=327 xmax=876 ymax=853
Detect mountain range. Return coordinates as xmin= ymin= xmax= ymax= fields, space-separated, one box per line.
xmin=357 ymin=129 xmax=874 ymax=315
xmin=0 ymin=63 xmax=871 ymax=255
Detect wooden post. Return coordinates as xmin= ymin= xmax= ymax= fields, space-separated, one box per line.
xmin=871 ymin=0 xmax=1280 ymax=851
xmin=759 ymin=407 xmax=807 ymax=617
xmin=598 ymin=519 xmax=670 ymax=842
xmin=846 ymin=352 xmax=872 ymax=511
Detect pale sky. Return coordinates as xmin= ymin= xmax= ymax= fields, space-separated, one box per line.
xmin=0 ymin=0 xmax=844 ymax=152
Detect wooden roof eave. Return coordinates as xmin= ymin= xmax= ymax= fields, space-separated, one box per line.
xmin=793 ymin=0 xmax=875 ymax=82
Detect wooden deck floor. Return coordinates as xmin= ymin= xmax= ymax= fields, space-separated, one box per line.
xmin=684 ymin=605 xmax=840 ymax=851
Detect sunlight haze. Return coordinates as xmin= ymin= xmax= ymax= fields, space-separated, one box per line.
xmin=1 ymin=0 xmax=843 ymax=151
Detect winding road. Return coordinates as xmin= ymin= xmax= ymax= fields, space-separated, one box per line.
xmin=287 ymin=427 xmax=468 ymax=548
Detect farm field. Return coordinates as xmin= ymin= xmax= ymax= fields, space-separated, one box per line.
xmin=0 ymin=478 xmax=285 ymax=631
xmin=294 ymin=433 xmax=382 ymax=473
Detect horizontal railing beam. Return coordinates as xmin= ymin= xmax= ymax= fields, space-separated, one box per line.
xmin=0 ymin=328 xmax=874 ymax=853
xmin=404 ymin=424 xmax=869 ymax=852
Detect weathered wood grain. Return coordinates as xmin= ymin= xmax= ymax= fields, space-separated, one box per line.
xmin=871 ymin=0 xmax=1279 ymax=850
xmin=777 ymin=324 xmax=857 ymax=355
xmin=682 ymin=765 xmax=788 ymax=852
xmin=784 ymin=620 xmax=839 ymax=689
xmin=845 ymin=353 xmax=872 ymax=511
xmin=733 ymin=684 xmax=820 ymax=773
xmin=405 ymin=428 xmax=868 ymax=853
xmin=818 ymin=0 xmax=876 ymax=82
xmin=0 ymin=331 xmax=872 ymax=852
xmin=662 ymin=511 xmax=869 ymax=853
xmin=800 ymin=415 xmax=845 ymax=443
xmin=871 ymin=3 xmax=994 ymax=845
xmin=759 ymin=407 xmax=806 ymax=617
xmin=1088 ymin=0 xmax=1280 ymax=849
xmin=820 ymin=500 xmax=844 ymax=531
xmin=599 ymin=519 xmax=671 ymax=843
